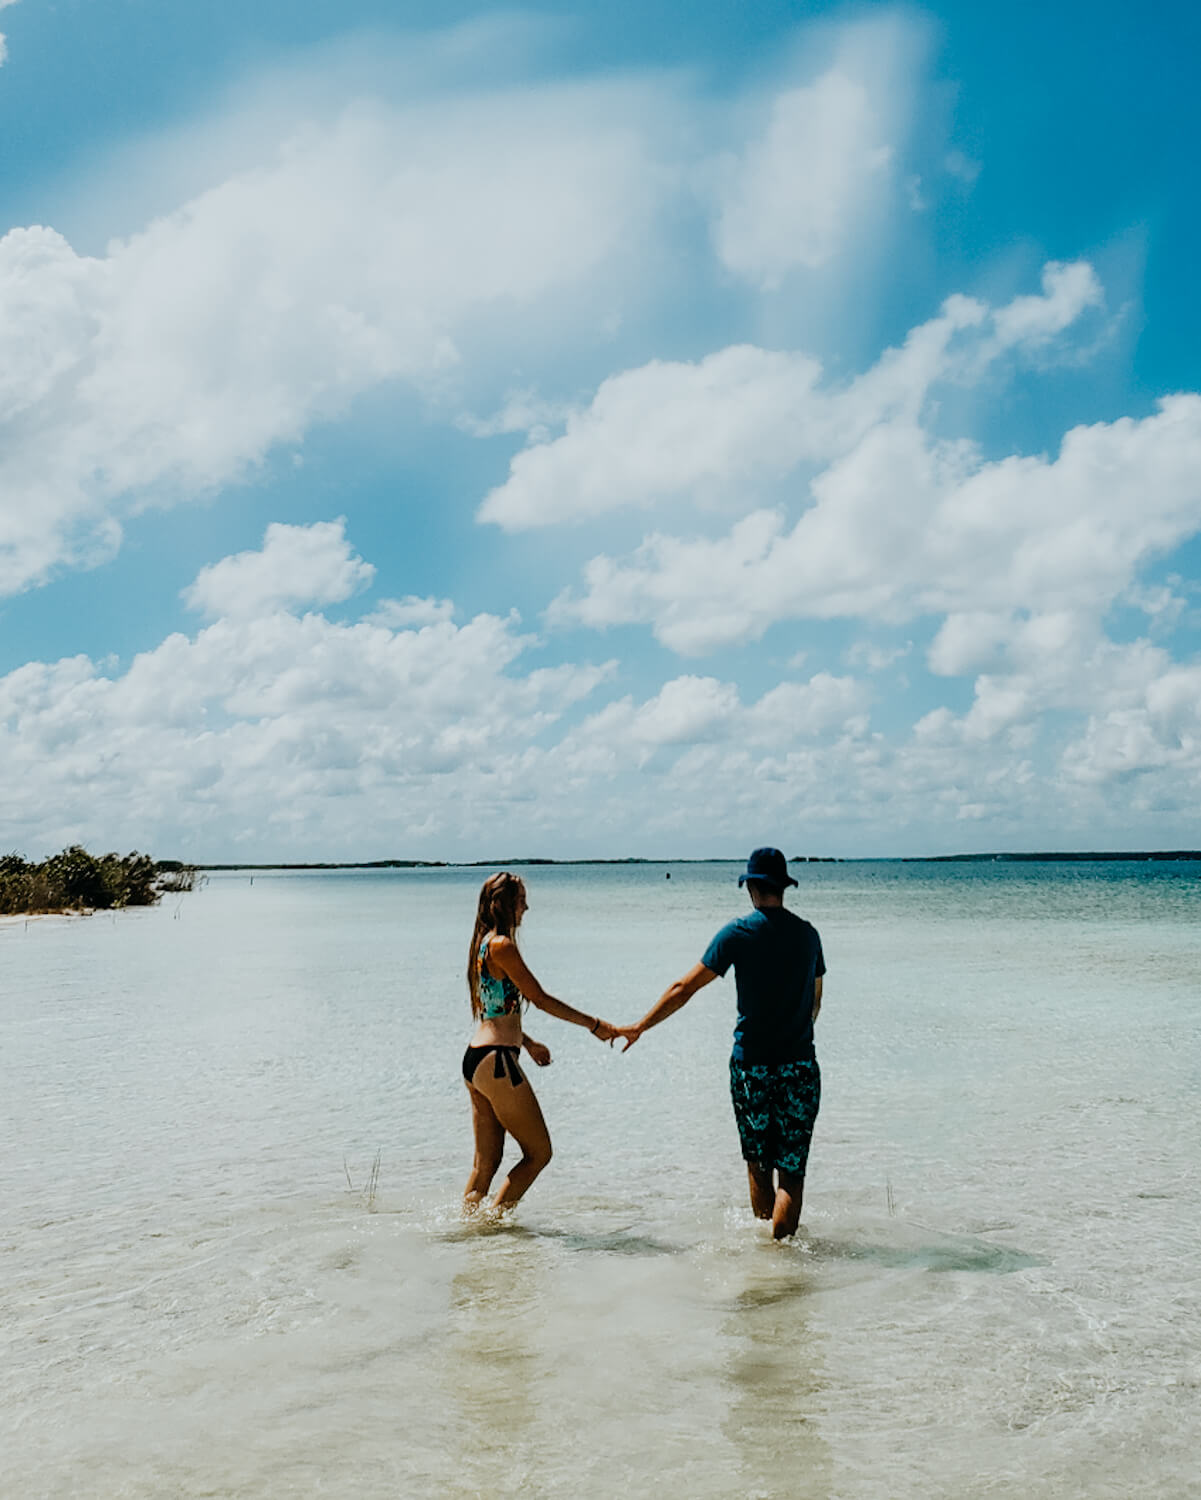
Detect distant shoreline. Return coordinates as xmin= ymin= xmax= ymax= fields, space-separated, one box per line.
xmin=189 ymin=851 xmax=1201 ymax=871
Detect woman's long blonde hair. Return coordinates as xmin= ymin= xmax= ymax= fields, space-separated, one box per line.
xmin=467 ymin=871 xmax=526 ymax=1019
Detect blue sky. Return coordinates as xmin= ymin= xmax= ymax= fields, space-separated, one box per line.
xmin=1 ymin=0 xmax=1200 ymax=860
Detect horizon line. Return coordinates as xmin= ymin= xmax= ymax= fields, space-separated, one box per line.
xmin=177 ymin=850 xmax=1201 ymax=871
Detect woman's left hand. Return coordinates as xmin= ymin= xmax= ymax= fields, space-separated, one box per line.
xmin=525 ymin=1039 xmax=552 ymax=1067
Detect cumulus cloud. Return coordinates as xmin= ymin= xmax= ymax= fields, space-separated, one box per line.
xmin=366 ymin=595 xmax=456 ymax=629
xmin=537 ymin=660 xmax=1138 ymax=852
xmin=0 ymin=12 xmax=929 ymax=599
xmin=0 ymin=582 xmax=616 ymax=858
xmin=990 ymin=260 xmax=1103 ymax=351
xmin=525 ymin=265 xmax=1200 ymax=660
xmin=0 ymin=0 xmax=15 ymax=68
xmin=2 ymin=520 xmax=1193 ymax=856
xmin=1064 ymin=664 xmax=1201 ymax=784
xmin=0 ymin=71 xmax=672 ymax=596
xmin=548 ymin=395 xmax=1201 ymax=658
xmin=479 ymin=345 xmax=826 ymax=528
xmin=846 ymin=639 xmax=911 ymax=673
xmin=0 ymin=511 xmax=918 ymax=858
xmin=0 ymin=521 xmax=888 ymax=856
xmin=182 ymin=520 xmax=374 ymax=619
xmin=490 ymin=252 xmax=1201 ymax=825
xmin=481 ymin=265 xmax=1099 ymax=531
xmin=709 ymin=15 xmax=916 ymax=288
xmin=712 ymin=71 xmax=893 ymax=287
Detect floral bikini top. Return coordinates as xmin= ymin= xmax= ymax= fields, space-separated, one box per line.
xmin=478 ymin=937 xmax=522 ymax=1019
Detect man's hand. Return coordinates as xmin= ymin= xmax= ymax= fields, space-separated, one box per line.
xmin=591 ymin=1019 xmax=619 ymax=1045
xmin=524 ymin=1039 xmax=552 ymax=1067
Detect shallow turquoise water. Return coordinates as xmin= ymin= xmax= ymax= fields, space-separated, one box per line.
xmin=3 ymin=862 xmax=1199 ymax=1497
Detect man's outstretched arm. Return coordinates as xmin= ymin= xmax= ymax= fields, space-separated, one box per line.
xmin=619 ymin=961 xmax=718 ymax=1051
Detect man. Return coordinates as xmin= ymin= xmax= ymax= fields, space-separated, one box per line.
xmin=620 ymin=848 xmax=824 ymax=1239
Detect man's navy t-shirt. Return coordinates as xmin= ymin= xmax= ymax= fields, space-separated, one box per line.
xmin=702 ymin=907 xmax=825 ymax=1064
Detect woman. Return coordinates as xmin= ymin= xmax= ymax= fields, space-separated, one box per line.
xmin=463 ymin=871 xmax=617 ymax=1212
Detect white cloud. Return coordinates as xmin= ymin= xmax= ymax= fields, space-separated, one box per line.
xmin=458 ymin=390 xmax=571 ymax=443
xmin=0 ymin=13 xmax=932 ymax=599
xmin=747 ymin=673 xmax=871 ymax=736
xmin=708 ymin=17 xmax=916 ymax=289
xmin=927 ymin=612 xmax=1016 ymax=677
xmin=990 ymin=260 xmax=1104 ymax=352
xmin=502 ymin=251 xmax=1201 ymax=820
xmin=0 ymin=0 xmax=15 ymax=68
xmin=2 ymin=520 xmax=1195 ymax=856
xmin=846 ymin=639 xmax=912 ymax=673
xmin=0 ymin=525 xmax=891 ymax=857
xmin=481 ymin=266 xmax=1097 ymax=532
xmin=366 ymin=595 xmax=456 ymax=629
xmin=907 ymin=620 xmax=1199 ymax=798
xmin=0 ymin=71 xmax=672 ymax=596
xmin=629 ymin=675 xmax=741 ymax=747
xmin=182 ymin=520 xmax=374 ymax=619
xmin=0 ymin=580 xmax=615 ymax=858
xmin=549 ymin=395 xmax=1201 ymax=658
xmin=943 ymin=149 xmax=980 ymax=185
xmin=479 ymin=345 xmax=826 ymax=529
xmin=520 ymin=265 xmax=1198 ymax=659
xmin=0 ymin=515 xmax=946 ymax=858
xmin=528 ymin=669 xmax=874 ymax=806
xmin=712 ymin=71 xmax=893 ymax=287
xmin=1031 ymin=652 xmax=1201 ymax=799
xmin=1124 ymin=581 xmax=1188 ymax=631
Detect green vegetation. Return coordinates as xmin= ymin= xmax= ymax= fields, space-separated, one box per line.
xmin=0 ymin=847 xmax=175 ymax=915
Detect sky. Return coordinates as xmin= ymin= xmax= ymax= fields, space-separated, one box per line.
xmin=2 ymin=0 xmax=1200 ymax=862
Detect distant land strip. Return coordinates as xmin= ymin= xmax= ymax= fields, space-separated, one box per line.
xmin=188 ymin=851 xmax=1201 ymax=871
xmin=910 ymin=851 xmax=1201 ymax=862
xmin=192 ymin=857 xmax=718 ymax=870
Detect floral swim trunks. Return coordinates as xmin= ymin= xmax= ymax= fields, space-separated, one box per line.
xmin=729 ymin=1057 xmax=821 ymax=1178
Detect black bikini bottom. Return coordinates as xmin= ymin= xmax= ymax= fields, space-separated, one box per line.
xmin=462 ymin=1044 xmax=525 ymax=1088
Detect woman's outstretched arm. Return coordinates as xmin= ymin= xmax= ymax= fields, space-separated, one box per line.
xmin=491 ymin=936 xmax=618 ymax=1041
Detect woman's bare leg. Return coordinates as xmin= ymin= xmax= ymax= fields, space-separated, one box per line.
xmin=470 ymin=1065 xmax=552 ymax=1210
xmin=464 ymin=1083 xmax=506 ymax=1209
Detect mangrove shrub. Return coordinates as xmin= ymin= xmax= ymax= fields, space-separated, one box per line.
xmin=0 ymin=847 xmax=163 ymax=915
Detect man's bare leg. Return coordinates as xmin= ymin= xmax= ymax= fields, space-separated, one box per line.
xmin=746 ymin=1161 xmax=776 ymax=1220
xmin=772 ymin=1168 xmax=805 ymax=1239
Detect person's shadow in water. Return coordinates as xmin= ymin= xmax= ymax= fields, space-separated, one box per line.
xmin=437 ymin=1230 xmax=553 ymax=1495
xmin=719 ymin=1247 xmax=834 ymax=1500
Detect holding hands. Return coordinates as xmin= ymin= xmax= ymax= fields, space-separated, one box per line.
xmin=589 ymin=1017 xmax=620 ymax=1044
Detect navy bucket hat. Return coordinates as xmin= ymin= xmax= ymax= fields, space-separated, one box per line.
xmin=737 ymin=847 xmax=798 ymax=889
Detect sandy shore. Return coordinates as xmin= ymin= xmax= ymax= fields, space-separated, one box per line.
xmin=0 ymin=909 xmax=89 ymax=928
